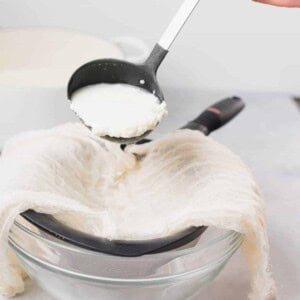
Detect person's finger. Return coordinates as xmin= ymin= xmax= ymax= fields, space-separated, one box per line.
xmin=254 ymin=0 xmax=300 ymax=7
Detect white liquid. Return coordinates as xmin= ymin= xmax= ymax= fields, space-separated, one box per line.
xmin=70 ymin=84 xmax=167 ymax=138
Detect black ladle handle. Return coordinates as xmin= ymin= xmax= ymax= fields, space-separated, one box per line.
xmin=145 ymin=44 xmax=168 ymax=73
xmin=181 ymin=96 xmax=245 ymax=135
xmin=144 ymin=0 xmax=201 ymax=73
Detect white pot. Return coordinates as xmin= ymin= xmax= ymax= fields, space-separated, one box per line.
xmin=0 ymin=28 xmax=148 ymax=147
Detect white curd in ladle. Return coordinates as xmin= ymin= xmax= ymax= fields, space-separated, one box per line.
xmin=70 ymin=83 xmax=167 ymax=139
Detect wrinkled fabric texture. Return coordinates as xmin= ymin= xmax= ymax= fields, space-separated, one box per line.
xmin=0 ymin=123 xmax=276 ymax=299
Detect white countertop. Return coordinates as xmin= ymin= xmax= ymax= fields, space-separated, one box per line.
xmin=2 ymin=91 xmax=299 ymax=300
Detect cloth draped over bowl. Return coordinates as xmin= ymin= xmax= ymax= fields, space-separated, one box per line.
xmin=0 ymin=123 xmax=276 ymax=299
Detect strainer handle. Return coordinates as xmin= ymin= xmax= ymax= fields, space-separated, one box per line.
xmin=181 ymin=97 xmax=245 ymax=135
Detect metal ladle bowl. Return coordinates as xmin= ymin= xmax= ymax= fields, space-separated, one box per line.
xmin=67 ymin=46 xmax=166 ymax=144
xmin=68 ymin=0 xmax=201 ymax=144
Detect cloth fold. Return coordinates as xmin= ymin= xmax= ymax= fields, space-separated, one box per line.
xmin=0 ymin=123 xmax=276 ymax=299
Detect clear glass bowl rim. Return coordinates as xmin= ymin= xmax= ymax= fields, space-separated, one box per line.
xmin=9 ymin=218 xmax=243 ymax=286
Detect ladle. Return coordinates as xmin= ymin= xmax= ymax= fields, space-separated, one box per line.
xmin=68 ymin=0 xmax=201 ymax=144
xmin=21 ymin=96 xmax=245 ymax=257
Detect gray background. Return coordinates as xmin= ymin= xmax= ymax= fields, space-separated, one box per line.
xmin=1 ymin=0 xmax=300 ymax=93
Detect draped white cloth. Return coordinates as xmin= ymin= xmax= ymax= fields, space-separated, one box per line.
xmin=0 ymin=123 xmax=276 ymax=299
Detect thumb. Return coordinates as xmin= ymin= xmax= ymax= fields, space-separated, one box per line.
xmin=253 ymin=0 xmax=300 ymax=7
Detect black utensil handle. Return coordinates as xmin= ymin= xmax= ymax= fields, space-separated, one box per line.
xmin=181 ymin=96 xmax=245 ymax=135
xmin=144 ymin=44 xmax=168 ymax=74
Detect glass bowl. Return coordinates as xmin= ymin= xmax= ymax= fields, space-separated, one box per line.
xmin=9 ymin=217 xmax=243 ymax=300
